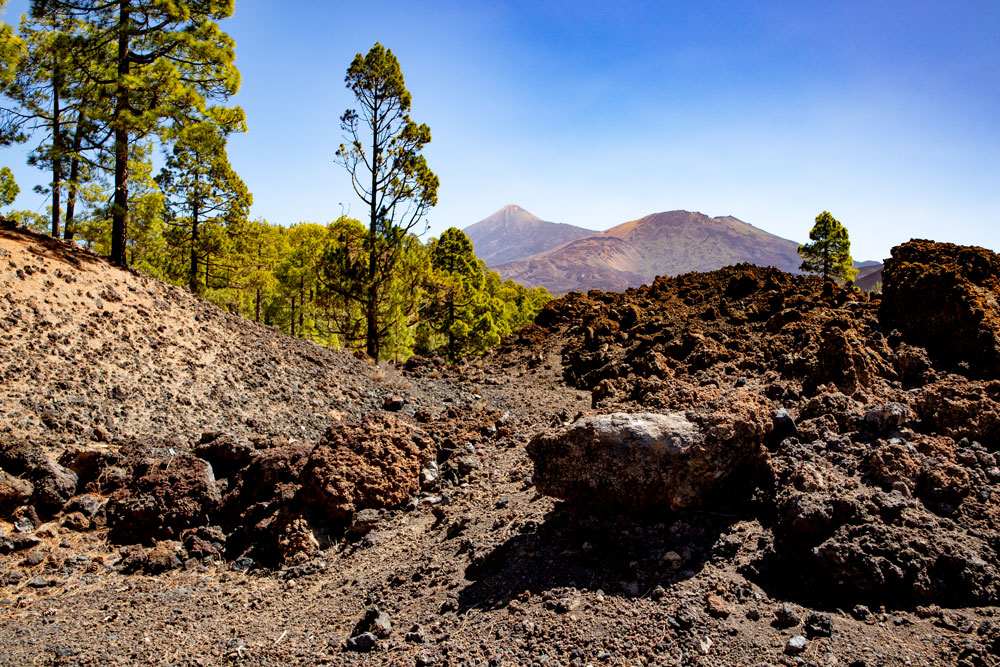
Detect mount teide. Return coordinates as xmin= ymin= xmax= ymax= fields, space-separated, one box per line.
xmin=463 ymin=204 xmax=595 ymax=267
xmin=465 ymin=208 xmax=804 ymax=293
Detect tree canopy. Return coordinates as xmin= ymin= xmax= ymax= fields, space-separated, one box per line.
xmin=335 ymin=42 xmax=439 ymax=359
xmin=0 ymin=20 xmax=550 ymax=362
xmin=29 ymin=0 xmax=241 ymax=266
xmin=798 ymin=210 xmax=858 ymax=284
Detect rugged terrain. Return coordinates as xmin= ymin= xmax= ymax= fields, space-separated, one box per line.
xmin=2 ymin=225 xmax=1000 ymax=666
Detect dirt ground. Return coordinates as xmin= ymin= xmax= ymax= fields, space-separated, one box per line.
xmin=1 ymin=226 xmax=999 ymax=666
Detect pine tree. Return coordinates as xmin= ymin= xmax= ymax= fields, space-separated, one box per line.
xmin=156 ymin=110 xmax=250 ymax=294
xmin=0 ymin=0 xmax=26 ymax=146
xmin=33 ymin=0 xmax=240 ymax=266
xmin=798 ymin=211 xmax=858 ymax=283
xmin=427 ymin=227 xmax=485 ymax=361
xmin=0 ymin=165 xmax=18 ymax=206
xmin=334 ymin=43 xmax=439 ymax=359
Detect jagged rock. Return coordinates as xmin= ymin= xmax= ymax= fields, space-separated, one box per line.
xmin=181 ymin=525 xmax=226 ymax=559
xmin=880 ymin=239 xmax=1000 ymax=377
xmin=345 ymin=632 xmax=378 ymax=652
xmin=60 ymin=511 xmax=90 ymax=531
xmin=194 ymin=434 xmax=258 ymax=479
xmin=30 ymin=460 xmax=78 ymax=514
xmin=62 ymin=493 xmax=105 ymax=521
xmin=0 ymin=439 xmax=77 ymax=516
xmin=298 ymin=414 xmax=432 ymax=522
xmin=106 ymin=454 xmax=221 ymax=543
xmin=0 ymin=470 xmax=33 ymax=516
xmin=527 ymin=390 xmax=772 ymax=512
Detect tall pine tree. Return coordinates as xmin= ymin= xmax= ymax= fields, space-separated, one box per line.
xmin=33 ymin=0 xmax=240 ymax=266
xmin=335 ymin=43 xmax=439 ymax=359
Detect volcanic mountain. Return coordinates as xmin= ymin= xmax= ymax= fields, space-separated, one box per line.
xmin=463 ymin=204 xmax=595 ymax=267
xmin=492 ymin=210 xmax=804 ymax=293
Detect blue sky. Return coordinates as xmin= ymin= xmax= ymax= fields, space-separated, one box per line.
xmin=2 ymin=0 xmax=999 ymax=262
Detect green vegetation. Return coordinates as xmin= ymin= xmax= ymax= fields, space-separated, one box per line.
xmin=798 ymin=211 xmax=858 ymax=284
xmin=334 ymin=42 xmax=439 ymax=360
xmin=0 ymin=165 xmax=17 ymax=206
xmin=0 ymin=18 xmax=549 ymax=360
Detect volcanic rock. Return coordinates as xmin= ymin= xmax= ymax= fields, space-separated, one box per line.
xmin=0 ymin=470 xmax=33 ymax=516
xmin=527 ymin=389 xmax=772 ymax=512
xmin=880 ymin=239 xmax=1000 ymax=377
xmin=299 ymin=413 xmax=432 ymax=522
xmin=106 ymin=454 xmax=221 ymax=544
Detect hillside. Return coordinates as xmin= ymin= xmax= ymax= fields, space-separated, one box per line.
xmin=463 ymin=204 xmax=595 ymax=266
xmin=855 ymin=262 xmax=884 ymax=291
xmin=2 ymin=225 xmax=1000 ymax=666
xmin=495 ymin=210 xmax=803 ymax=292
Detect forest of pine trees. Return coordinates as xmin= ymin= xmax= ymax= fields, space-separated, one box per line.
xmin=0 ymin=2 xmax=551 ymax=360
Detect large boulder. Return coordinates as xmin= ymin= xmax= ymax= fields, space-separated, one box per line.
xmin=880 ymin=239 xmax=1000 ymax=377
xmin=106 ymin=454 xmax=221 ymax=544
xmin=299 ymin=413 xmax=433 ymax=522
xmin=526 ymin=389 xmax=773 ymax=512
xmin=0 ymin=438 xmax=78 ymax=515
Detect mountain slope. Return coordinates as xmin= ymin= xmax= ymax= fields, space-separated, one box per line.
xmin=497 ymin=210 xmax=802 ymax=292
xmin=463 ymin=204 xmax=594 ymax=266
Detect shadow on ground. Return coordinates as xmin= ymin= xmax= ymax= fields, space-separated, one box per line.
xmin=458 ymin=502 xmax=747 ymax=613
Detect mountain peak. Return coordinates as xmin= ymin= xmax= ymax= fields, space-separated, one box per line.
xmin=464 ymin=207 xmax=594 ymax=267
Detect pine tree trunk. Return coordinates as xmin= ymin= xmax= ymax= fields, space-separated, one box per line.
xmin=189 ymin=181 xmax=201 ymax=294
xmin=63 ymin=114 xmax=84 ymax=241
xmin=299 ymin=276 xmax=305 ymax=332
xmin=50 ymin=64 xmax=62 ymax=239
xmin=109 ymin=0 xmax=131 ymax=267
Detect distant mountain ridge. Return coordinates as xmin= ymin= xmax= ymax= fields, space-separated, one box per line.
xmin=463 ymin=205 xmax=595 ymax=267
xmin=474 ymin=208 xmax=804 ymax=293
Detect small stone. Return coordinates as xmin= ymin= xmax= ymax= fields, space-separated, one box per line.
xmin=230 ymin=557 xmax=254 ymax=572
xmin=746 ymin=607 xmax=761 ymax=621
xmin=383 ymin=395 xmax=405 ymax=412
xmin=60 ymin=512 xmax=90 ymax=531
xmin=706 ymin=594 xmax=732 ymax=618
xmin=14 ymin=517 xmax=34 ymax=533
xmin=650 ymin=585 xmax=666 ymax=601
xmin=145 ymin=543 xmax=182 ymax=574
xmin=23 ymin=549 xmax=45 ymax=566
xmin=26 ymin=575 xmax=52 ymax=588
xmin=695 ymin=636 xmax=713 ymax=655
xmin=372 ymin=610 xmax=392 ymax=638
xmin=345 ymin=632 xmax=378 ymax=652
xmin=851 ymin=604 xmax=872 ymax=621
xmin=349 ymin=508 xmax=382 ymax=536
xmin=805 ymin=612 xmax=833 ymax=638
xmin=555 ymin=597 xmax=580 ymax=614
xmin=4 ymin=534 xmax=41 ymax=553
xmin=785 ymin=635 xmax=807 ymax=654
xmin=774 ymin=603 xmax=801 ymax=628
xmin=405 ymin=624 xmax=427 ymax=643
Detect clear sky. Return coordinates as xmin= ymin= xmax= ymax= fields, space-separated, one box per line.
xmin=2 ymin=0 xmax=999 ymax=262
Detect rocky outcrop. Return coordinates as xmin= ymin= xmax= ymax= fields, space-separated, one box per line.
xmin=299 ymin=414 xmax=433 ymax=522
xmin=880 ymin=239 xmax=1000 ymax=378
xmin=527 ymin=389 xmax=772 ymax=512
xmin=106 ymin=452 xmax=221 ymax=544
